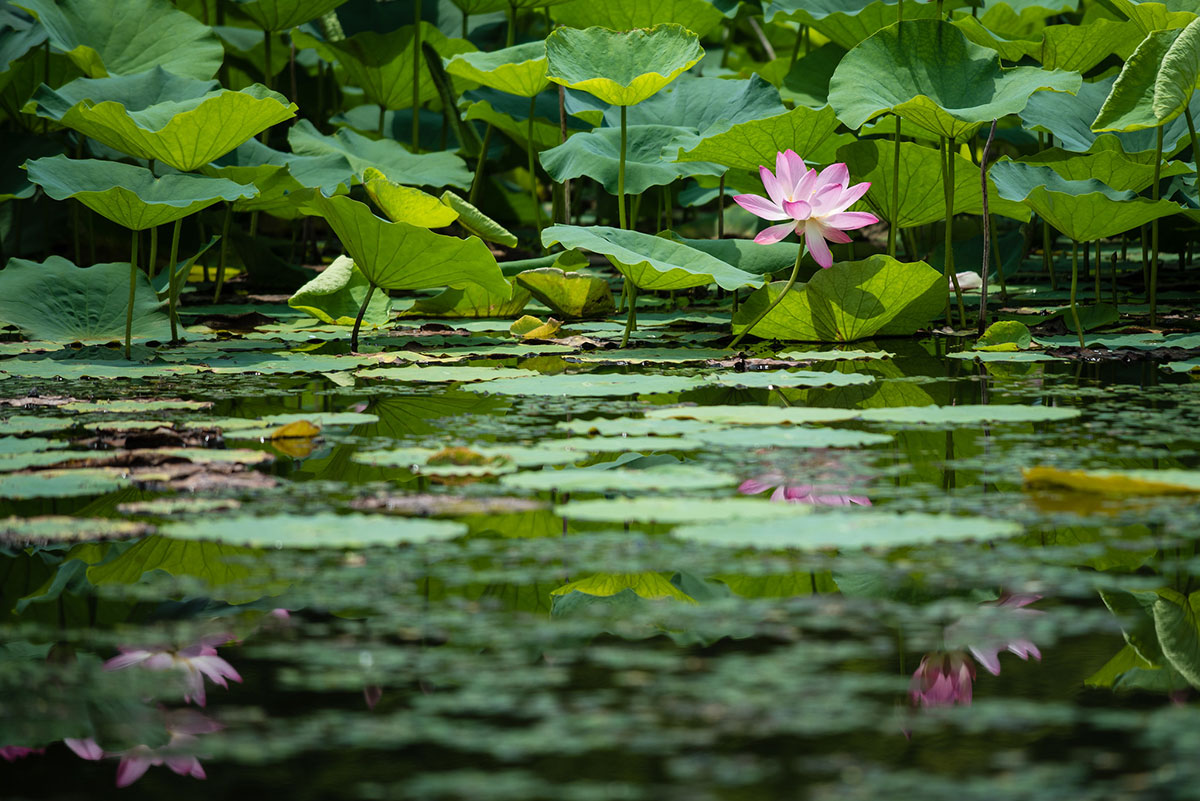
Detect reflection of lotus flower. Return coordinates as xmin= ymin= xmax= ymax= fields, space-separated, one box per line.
xmin=0 ymin=746 xmax=43 ymax=761
xmin=909 ymin=651 xmax=976 ymax=707
xmin=103 ymin=639 xmax=241 ymax=707
xmin=733 ymin=149 xmax=878 ymax=268
xmin=954 ymin=593 xmax=1043 ymax=676
xmin=65 ymin=737 xmax=104 ymax=761
xmin=114 ymin=711 xmax=221 ymax=788
xmin=738 ymin=473 xmax=871 ymax=507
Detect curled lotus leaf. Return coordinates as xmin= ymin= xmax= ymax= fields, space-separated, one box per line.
xmin=229 ymin=0 xmax=349 ymax=31
xmin=444 ymin=41 xmax=548 ymax=98
xmin=1093 ymin=22 xmax=1200 ymax=133
xmin=545 ymin=24 xmax=704 ymax=108
xmin=363 ymin=167 xmax=459 ymax=228
xmin=288 ymin=120 xmax=471 ymax=190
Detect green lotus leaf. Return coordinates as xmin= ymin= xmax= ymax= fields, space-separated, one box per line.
xmin=25 ymin=156 xmax=254 ymax=230
xmin=164 ymin=512 xmax=465 ymax=549
xmin=615 ymin=74 xmax=786 ymax=151
xmin=545 ymin=24 xmax=704 ymax=108
xmin=974 ymin=320 xmax=1032 ymax=352
xmin=306 ymin=193 xmax=508 ymax=295
xmin=0 ymin=256 xmax=170 ymax=342
xmin=460 ymin=88 xmax=588 ymax=152
xmin=515 ymin=267 xmax=615 ymax=319
xmin=674 ymin=106 xmax=850 ymax=172
xmin=363 ymin=167 xmax=459 ymax=227
xmin=0 ymin=12 xmax=46 ymax=78
xmin=764 ymin=0 xmax=944 ymax=49
xmin=541 ymin=224 xmax=763 ymax=292
xmin=1093 ymin=23 xmax=1200 ymax=133
xmin=445 ymin=41 xmax=548 ymax=98
xmin=288 ymin=120 xmax=471 ymax=189
xmin=779 ymin=42 xmax=846 ymax=110
xmin=202 ymin=138 xmax=354 ymax=217
xmin=955 ymin=15 xmax=1139 ymax=73
xmin=400 ymin=279 xmax=531 ymax=319
xmin=14 ymin=0 xmax=224 ymax=80
xmin=1022 ymin=73 xmax=1200 ymax=156
xmin=662 ymin=234 xmax=806 ymax=277
xmin=540 ymin=124 xmax=723 ymax=195
xmin=731 ymin=255 xmax=944 ymax=342
xmin=441 ymin=191 xmax=518 ymax=247
xmin=829 ymin=20 xmax=1080 ymax=141
xmin=1107 ymin=0 xmax=1199 ymax=34
xmin=26 ymin=72 xmax=297 ymax=171
xmin=446 ymin=0 xmax=509 ymax=12
xmin=836 ymin=139 xmax=1032 ymax=227
xmin=550 ymin=0 xmax=728 ymax=38
xmin=989 ymin=159 xmax=1181 ymax=242
xmin=288 ymin=255 xmax=392 ymax=326
xmin=291 ymin=23 xmax=474 ymax=111
xmin=229 ymin=0 xmax=348 ymax=31
xmin=1020 ymin=147 xmax=1191 ymax=192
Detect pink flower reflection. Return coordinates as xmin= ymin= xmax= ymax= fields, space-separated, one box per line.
xmin=738 ymin=473 xmax=871 ymax=507
xmin=103 ymin=637 xmax=241 ymax=707
xmin=115 ymin=711 xmax=221 ymax=788
xmin=0 ymin=746 xmax=43 ymax=761
xmin=909 ymin=652 xmax=976 ymax=707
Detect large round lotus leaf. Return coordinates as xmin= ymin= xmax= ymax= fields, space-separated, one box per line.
xmin=230 ymin=0 xmax=348 ymax=31
xmin=1021 ymin=74 xmax=1200 ymax=156
xmin=0 ymin=356 xmax=200 ymax=380
xmin=0 ymin=468 xmax=130 ymax=499
xmin=675 ymin=106 xmax=848 ymax=172
xmin=551 ymin=0 xmax=728 ymax=38
xmin=857 ymin=405 xmax=1080 ymax=424
xmin=25 ymin=156 xmax=253 ymax=231
xmin=989 ymin=159 xmax=1181 ymax=243
xmin=732 ymin=255 xmax=944 ymax=342
xmin=287 ymin=255 xmax=393 ymax=327
xmin=355 ymin=366 xmax=540 ymax=382
xmin=691 ymin=426 xmax=891 ymax=449
xmin=706 ymin=370 xmax=875 ymax=389
xmin=26 ymin=73 xmax=297 ymax=171
xmin=164 ymin=513 xmax=466 ymax=549
xmin=674 ymin=511 xmax=1022 ymax=550
xmin=646 ymin=406 xmax=862 ymax=425
xmin=0 ymin=515 xmax=148 ymax=545
xmin=540 ymin=125 xmax=723 ymax=195
xmin=557 ymin=497 xmax=812 ymax=524
xmin=291 ymin=24 xmax=474 ymax=111
xmin=515 ymin=268 xmax=615 ymax=319
xmin=1093 ymin=23 xmax=1200 ymax=132
xmin=828 ymin=20 xmax=1080 ymax=141
xmin=363 ymin=168 xmax=458 ymax=228
xmin=836 ymin=139 xmax=1032 ymax=227
xmin=306 ymin=193 xmax=508 ymax=295
xmin=288 ymin=120 xmax=471 ymax=189
xmin=667 ymin=236 xmax=805 ymax=278
xmin=0 ymin=257 xmax=171 ymax=342
xmin=1024 ymin=466 xmax=1200 ymax=495
xmin=565 ymin=347 xmax=730 ymax=365
xmin=764 ymin=0 xmax=944 ymax=48
xmin=615 ymin=75 xmax=785 ymax=141
xmin=13 ymin=0 xmax=224 ymax=80
xmin=542 ymin=225 xmax=762 ymax=292
xmin=0 ymin=416 xmax=76 ymax=435
xmin=203 ymin=139 xmax=354 ymax=217
xmin=544 ymin=24 xmax=704 ymax=108
xmin=1019 ymin=148 xmax=1192 ymax=193
xmin=464 ymin=372 xmax=711 ymax=397
xmin=500 ymin=464 xmax=739 ymax=492
xmin=954 ymin=16 xmax=1139 ymax=74
xmin=444 ymin=41 xmax=548 ymax=98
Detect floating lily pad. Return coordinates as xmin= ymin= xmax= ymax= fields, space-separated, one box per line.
xmin=645 ymin=406 xmax=862 ymax=425
xmin=0 ymin=515 xmax=149 ymax=544
xmin=0 ymin=357 xmax=201 ymax=380
xmin=707 ymin=370 xmax=875 ymax=389
xmin=463 ymin=372 xmax=709 ymax=397
xmin=947 ymin=351 xmax=1065 ymax=362
xmin=500 ymin=464 xmax=738 ymax=492
xmin=673 ymin=511 xmax=1023 ymax=550
xmin=355 ymin=366 xmax=540 ymax=383
xmin=857 ymin=405 xmax=1079 ymax=425
xmin=692 ymin=427 xmax=891 ymax=450
xmin=556 ymin=497 xmax=811 ymax=524
xmin=0 ymin=468 xmax=130 ymax=498
xmin=1024 ymin=466 xmax=1200 ymax=495
xmin=566 ymin=348 xmax=730 ymax=364
xmin=163 ymin=512 xmax=467 ymax=549
xmin=0 ymin=416 xmax=76 ymax=435
xmin=777 ymin=350 xmax=893 ymax=361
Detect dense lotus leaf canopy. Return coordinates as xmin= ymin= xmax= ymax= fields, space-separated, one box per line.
xmin=229 ymin=0 xmax=349 ymax=32
xmin=764 ymin=0 xmax=946 ymax=48
xmin=829 ymin=20 xmax=1080 ymax=140
xmin=25 ymin=156 xmax=254 ymax=230
xmin=444 ymin=41 xmax=548 ymax=98
xmin=202 ymin=138 xmax=354 ymax=216
xmin=542 ymin=225 xmax=763 ymax=292
xmin=990 ymin=159 xmax=1182 ymax=242
xmin=14 ymin=0 xmax=224 ymax=80
xmin=1021 ymin=148 xmax=1191 ymax=193
xmin=0 ymin=257 xmax=171 ymax=342
xmin=288 ymin=120 xmax=471 ymax=189
xmin=26 ymin=71 xmax=297 ymax=171
xmin=545 ymin=24 xmax=704 ymax=108
xmin=305 ymin=193 xmax=508 ymax=294
xmin=614 ymin=74 xmax=786 ymax=149
xmin=1093 ymin=22 xmax=1200 ymax=133
xmin=675 ymin=106 xmax=849 ymax=173
xmin=551 ymin=0 xmax=729 ymax=38
xmin=540 ymin=125 xmax=724 ymax=195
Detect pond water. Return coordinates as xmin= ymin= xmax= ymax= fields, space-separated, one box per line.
xmin=2 ymin=319 xmax=1200 ymax=801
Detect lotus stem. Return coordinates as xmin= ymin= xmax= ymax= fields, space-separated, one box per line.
xmin=991 ymin=216 xmax=1007 ymax=301
xmin=558 ymin=84 xmax=569 ymax=220
xmin=470 ymin=123 xmax=493 ymax=204
xmin=147 ymin=224 xmax=158 ymax=282
xmin=167 ymin=218 xmax=182 ymax=341
xmin=1186 ymin=105 xmax=1200 ymax=190
xmin=1150 ymin=124 xmax=1163 ymax=325
xmin=527 ymin=95 xmax=542 ymax=245
xmin=618 ymin=105 xmax=628 ymax=229
xmin=620 ymin=281 xmax=638 ymax=348
xmin=730 ymin=243 xmax=806 ymax=347
xmin=936 ymin=0 xmax=944 ymax=19
xmin=413 ymin=0 xmax=422 ymax=150
xmin=1111 ymin=251 xmax=1119 ymax=309
xmin=379 ymin=105 xmax=386 ymax=137
xmin=978 ymin=120 xmax=996 ymax=334
xmin=351 ymin=283 xmax=377 ymax=353
xmin=71 ymin=200 xmax=81 ymax=265
xmin=1095 ymin=239 xmax=1102 ymax=303
xmin=942 ymin=136 xmax=966 ymax=327
xmin=263 ymin=29 xmax=272 ymax=91
xmin=1070 ymin=239 xmax=1083 ymax=348
xmin=462 ymin=11 xmax=468 ymax=39
xmin=506 ymin=2 xmax=516 ymax=47
xmin=718 ymin=174 xmax=726 ymax=238
xmin=125 ymin=229 xmax=139 ymax=360
xmin=889 ymin=114 xmax=901 ymax=257
xmin=214 ymin=203 xmax=232 ymax=303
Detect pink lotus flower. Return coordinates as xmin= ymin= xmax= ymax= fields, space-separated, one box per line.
xmin=103 ymin=639 xmax=241 ymax=707
xmin=0 ymin=746 xmax=43 ymax=761
xmin=733 ymin=149 xmax=878 ymax=268
xmin=909 ymin=651 xmax=977 ymax=707
xmin=65 ymin=737 xmax=104 ymax=761
xmin=739 ymin=474 xmax=871 ymax=507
